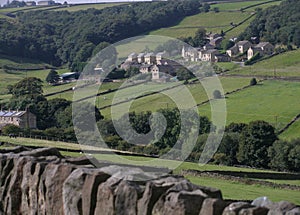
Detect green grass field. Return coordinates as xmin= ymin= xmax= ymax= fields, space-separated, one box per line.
xmin=53 ymin=3 xmax=126 ymax=12
xmin=279 ymin=119 xmax=300 ymax=141
xmin=150 ymin=11 xmax=251 ymax=38
xmin=96 ymin=77 xmax=251 ymax=118
xmin=229 ymin=49 xmax=300 ymax=77
xmin=198 ymin=80 xmax=300 ymax=133
xmin=186 ymin=175 xmax=300 ymax=205
xmin=150 ymin=0 xmax=281 ymax=39
xmin=0 ymin=3 xmax=124 ymax=15
xmin=210 ymin=0 xmax=281 ymax=11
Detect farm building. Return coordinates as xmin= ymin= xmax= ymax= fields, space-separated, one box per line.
xmin=60 ymin=72 xmax=79 ymax=83
xmin=0 ymin=109 xmax=37 ymax=130
xmin=226 ymin=40 xmax=252 ymax=57
xmin=247 ymin=42 xmax=275 ymax=60
xmin=37 ymin=0 xmax=55 ymax=5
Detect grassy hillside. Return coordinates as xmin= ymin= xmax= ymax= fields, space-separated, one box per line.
xmin=0 ymin=3 xmax=125 ymax=15
xmin=187 ymin=175 xmax=300 ymax=204
xmin=53 ymin=3 xmax=127 ymax=12
xmin=210 ymin=0 xmax=281 ymax=11
xmin=229 ymin=49 xmax=300 ymax=77
xmin=94 ymin=77 xmax=251 ymax=118
xmin=150 ymin=0 xmax=282 ymax=39
xmin=198 ymin=80 xmax=300 ymax=133
xmin=150 ymin=11 xmax=250 ymax=38
xmin=280 ymin=120 xmax=300 ymax=141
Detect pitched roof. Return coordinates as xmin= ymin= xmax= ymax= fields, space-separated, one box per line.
xmin=0 ymin=110 xmax=26 ymax=117
xmin=137 ymin=53 xmax=145 ymax=57
xmin=144 ymin=52 xmax=155 ymax=57
xmin=128 ymin=52 xmax=137 ymax=57
xmin=255 ymin=42 xmax=272 ymax=48
xmin=237 ymin=40 xmax=251 ymax=46
xmin=228 ymin=45 xmax=238 ymax=51
xmin=202 ymin=49 xmax=219 ymax=54
xmin=152 ymin=64 xmax=175 ymax=75
xmin=140 ymin=64 xmax=152 ymax=69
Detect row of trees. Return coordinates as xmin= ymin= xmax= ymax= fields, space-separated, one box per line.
xmin=239 ymin=0 xmax=300 ymax=47
xmin=97 ymin=109 xmax=298 ymax=172
xmin=0 ymin=0 xmax=201 ymax=69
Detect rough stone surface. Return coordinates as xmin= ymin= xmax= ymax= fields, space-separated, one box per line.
xmin=266 ymin=201 xmax=297 ymax=215
xmin=286 ymin=207 xmax=300 ymax=215
xmin=0 ymin=147 xmax=297 ymax=215
xmin=222 ymin=202 xmax=254 ymax=215
xmin=199 ymin=198 xmax=229 ymax=215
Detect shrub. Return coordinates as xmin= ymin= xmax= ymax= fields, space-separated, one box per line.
xmin=2 ymin=124 xmax=21 ymax=135
xmin=250 ymin=78 xmax=257 ymax=86
xmin=213 ymin=90 xmax=222 ymax=99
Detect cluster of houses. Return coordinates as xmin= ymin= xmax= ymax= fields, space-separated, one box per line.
xmin=182 ymin=32 xmax=275 ymax=63
xmin=0 ymin=109 xmax=37 ymax=132
xmin=24 ymin=0 xmax=56 ymax=6
xmin=226 ymin=40 xmax=274 ymax=60
xmin=182 ymin=45 xmax=231 ymax=63
xmin=121 ymin=52 xmax=180 ymax=82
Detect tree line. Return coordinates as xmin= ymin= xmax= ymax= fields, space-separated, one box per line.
xmin=239 ymin=0 xmax=300 ymax=47
xmin=0 ymin=0 xmax=201 ymax=69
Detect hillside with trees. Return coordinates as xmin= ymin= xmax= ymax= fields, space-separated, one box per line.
xmin=239 ymin=0 xmax=300 ymax=47
xmin=0 ymin=0 xmax=200 ymax=69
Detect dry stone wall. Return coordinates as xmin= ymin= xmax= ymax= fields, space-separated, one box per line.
xmin=0 ymin=146 xmax=299 ymax=215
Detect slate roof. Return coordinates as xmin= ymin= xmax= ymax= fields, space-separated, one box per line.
xmin=0 ymin=110 xmax=26 ymax=117
xmin=237 ymin=40 xmax=251 ymax=46
xmin=255 ymin=42 xmax=272 ymax=48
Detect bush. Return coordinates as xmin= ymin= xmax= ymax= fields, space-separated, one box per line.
xmin=213 ymin=90 xmax=222 ymax=99
xmin=1 ymin=124 xmax=21 ymax=135
xmin=250 ymin=78 xmax=257 ymax=86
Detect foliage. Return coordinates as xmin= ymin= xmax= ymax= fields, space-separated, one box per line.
xmin=216 ymin=133 xmax=239 ymax=165
xmin=4 ymin=0 xmax=26 ymax=8
xmin=225 ymin=122 xmax=247 ymax=133
xmin=240 ymin=0 xmax=300 ymax=47
xmin=46 ymin=69 xmax=60 ymax=84
xmin=213 ymin=90 xmax=222 ymax=99
xmin=268 ymin=139 xmax=300 ymax=172
xmin=182 ymin=28 xmax=209 ymax=47
xmin=7 ymin=77 xmax=46 ymax=112
xmin=1 ymin=124 xmax=21 ymax=135
xmin=221 ymin=39 xmax=235 ymax=50
xmin=176 ymin=68 xmax=194 ymax=81
xmin=238 ymin=120 xmax=277 ymax=168
xmin=250 ymin=78 xmax=257 ymax=86
xmin=201 ymin=3 xmax=210 ymax=13
xmin=124 ymin=67 xmax=140 ymax=78
xmin=213 ymin=7 xmax=220 ymax=13
xmin=0 ymin=0 xmax=200 ymax=68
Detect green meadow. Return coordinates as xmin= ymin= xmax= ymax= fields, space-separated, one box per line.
xmin=280 ymin=120 xmax=300 ymax=141
xmin=150 ymin=0 xmax=281 ymax=39
xmin=230 ymin=49 xmax=300 ymax=77
xmin=150 ymin=11 xmax=251 ymax=38
xmin=198 ymin=80 xmax=300 ymax=133
xmin=53 ymin=3 xmax=127 ymax=12
xmin=97 ymin=77 xmax=251 ymax=118
xmin=186 ymin=175 xmax=300 ymax=205
xmin=210 ymin=0 xmax=281 ymax=11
